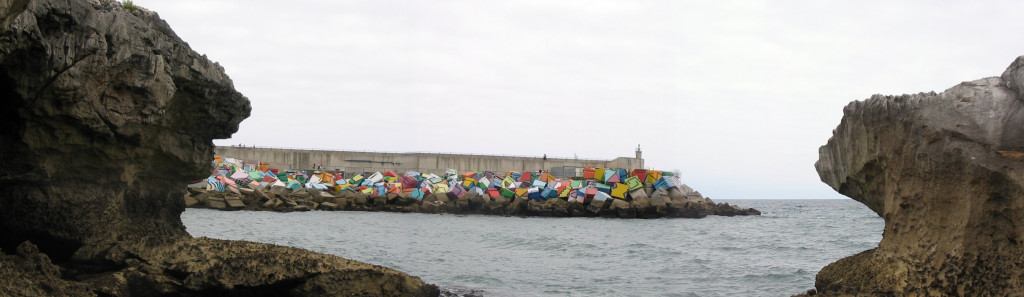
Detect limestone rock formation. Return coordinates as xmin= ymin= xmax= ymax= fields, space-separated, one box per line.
xmin=0 ymin=0 xmax=437 ymax=296
xmin=811 ymin=56 xmax=1024 ymax=296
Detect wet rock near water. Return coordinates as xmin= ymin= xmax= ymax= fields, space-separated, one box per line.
xmin=806 ymin=56 xmax=1024 ymax=296
xmin=0 ymin=0 xmax=438 ymax=296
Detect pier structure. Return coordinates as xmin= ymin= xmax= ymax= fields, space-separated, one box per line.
xmin=214 ymin=146 xmax=644 ymax=178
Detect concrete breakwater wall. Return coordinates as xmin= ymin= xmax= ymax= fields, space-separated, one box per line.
xmin=214 ymin=146 xmax=644 ymax=177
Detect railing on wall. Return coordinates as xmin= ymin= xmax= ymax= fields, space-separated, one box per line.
xmin=215 ymin=145 xmax=614 ymax=163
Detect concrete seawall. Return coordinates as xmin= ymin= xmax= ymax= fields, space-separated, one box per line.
xmin=215 ymin=146 xmax=645 ymax=177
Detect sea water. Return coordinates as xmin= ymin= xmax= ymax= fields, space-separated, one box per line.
xmin=181 ymin=199 xmax=883 ymax=297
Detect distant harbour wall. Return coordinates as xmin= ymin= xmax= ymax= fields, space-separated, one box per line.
xmin=214 ymin=146 xmax=644 ymax=177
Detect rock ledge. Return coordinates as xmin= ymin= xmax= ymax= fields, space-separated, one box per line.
xmin=0 ymin=0 xmax=437 ymax=296
xmin=809 ymin=55 xmax=1024 ymax=296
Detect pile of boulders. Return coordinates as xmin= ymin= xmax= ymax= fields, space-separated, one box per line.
xmin=185 ymin=183 xmax=760 ymax=218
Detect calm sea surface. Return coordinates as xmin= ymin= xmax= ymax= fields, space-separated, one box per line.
xmin=181 ymin=199 xmax=883 ymax=297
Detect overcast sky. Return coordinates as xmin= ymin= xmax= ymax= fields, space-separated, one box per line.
xmin=142 ymin=0 xmax=1024 ymax=199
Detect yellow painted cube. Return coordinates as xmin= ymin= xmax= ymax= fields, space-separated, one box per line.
xmin=611 ymin=183 xmax=629 ymax=199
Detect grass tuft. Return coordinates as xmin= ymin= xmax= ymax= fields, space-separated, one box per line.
xmin=123 ymin=0 xmax=137 ymax=11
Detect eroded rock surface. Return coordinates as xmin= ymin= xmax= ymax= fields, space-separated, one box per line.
xmin=0 ymin=0 xmax=437 ymax=296
xmin=811 ymin=56 xmax=1024 ymax=296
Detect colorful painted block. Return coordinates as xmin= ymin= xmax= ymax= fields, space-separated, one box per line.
xmin=603 ymin=169 xmax=616 ymax=182
xmin=611 ymin=183 xmax=629 ymax=199
xmin=540 ymin=188 xmax=557 ymax=199
xmin=433 ymin=183 xmax=449 ymax=194
xmin=400 ymin=175 xmax=419 ymax=189
xmin=527 ymin=191 xmax=541 ymax=201
xmin=503 ymin=176 xmax=517 ymax=188
xmin=410 ymin=188 xmax=425 ymax=199
xmin=646 ymin=170 xmax=662 ymax=184
xmin=447 ymin=185 xmax=466 ymax=200
xmin=653 ymin=177 xmax=669 ymax=190
xmin=520 ymin=180 xmax=532 ymax=188
xmin=367 ymin=172 xmax=383 ymax=183
xmin=520 ymin=172 xmax=532 ymax=182
xmin=625 ymin=176 xmax=643 ymax=191
xmin=583 ymin=168 xmax=595 ymax=179
xmin=654 ymin=177 xmax=678 ymax=190
xmin=462 ymin=177 xmax=477 ymax=188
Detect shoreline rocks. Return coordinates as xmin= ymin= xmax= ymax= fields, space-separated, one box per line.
xmin=0 ymin=1 xmax=438 ymax=296
xmin=805 ymin=55 xmax=1024 ymax=296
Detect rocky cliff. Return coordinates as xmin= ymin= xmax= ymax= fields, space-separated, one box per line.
xmin=0 ymin=0 xmax=437 ymax=296
xmin=811 ymin=56 xmax=1024 ymax=296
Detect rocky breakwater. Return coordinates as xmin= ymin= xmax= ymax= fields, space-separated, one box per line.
xmin=188 ymin=169 xmax=759 ymax=218
xmin=809 ymin=56 xmax=1024 ymax=296
xmin=0 ymin=0 xmax=437 ymax=296
xmin=189 ymin=184 xmax=758 ymax=218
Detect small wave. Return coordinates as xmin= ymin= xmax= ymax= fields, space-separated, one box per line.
xmin=661 ymin=293 xmax=701 ymax=297
xmin=450 ymin=274 xmax=506 ymax=287
xmin=441 ymin=286 xmax=487 ymax=297
xmin=741 ymin=269 xmax=811 ymax=281
xmin=691 ymin=258 xmax=712 ymax=264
